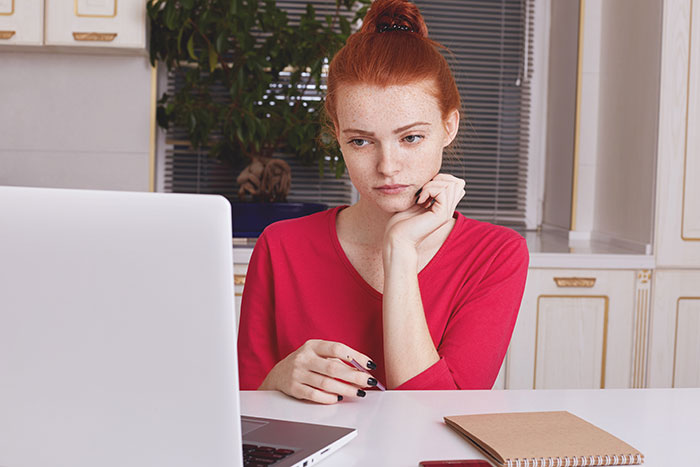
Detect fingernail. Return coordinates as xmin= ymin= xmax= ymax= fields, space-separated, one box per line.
xmin=337 ymin=395 xmax=343 ymax=401
xmin=367 ymin=360 xmax=377 ymax=370
xmin=367 ymin=377 xmax=377 ymax=386
xmin=357 ymin=389 xmax=366 ymax=397
xmin=415 ymin=188 xmax=422 ymax=197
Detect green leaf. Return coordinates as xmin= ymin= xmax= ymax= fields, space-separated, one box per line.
xmin=187 ymin=33 xmax=197 ymax=60
xmin=164 ymin=2 xmax=177 ymax=30
xmin=216 ymin=31 xmax=227 ymax=54
xmin=176 ymin=25 xmax=185 ymax=55
xmin=339 ymin=16 xmax=351 ymax=36
xmin=208 ymin=44 xmax=218 ymax=73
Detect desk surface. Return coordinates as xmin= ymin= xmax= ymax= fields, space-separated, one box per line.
xmin=241 ymin=389 xmax=700 ymax=466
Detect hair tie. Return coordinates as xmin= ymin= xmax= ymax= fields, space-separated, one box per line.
xmin=376 ymin=14 xmax=415 ymax=33
xmin=377 ymin=22 xmax=414 ymax=33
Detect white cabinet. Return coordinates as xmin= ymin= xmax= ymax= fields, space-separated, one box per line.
xmin=506 ymin=268 xmax=646 ymax=390
xmin=648 ymin=270 xmax=700 ymax=388
xmin=0 ymin=0 xmax=43 ymax=45
xmin=45 ymin=0 xmax=146 ymax=49
xmin=654 ymin=0 xmax=700 ymax=267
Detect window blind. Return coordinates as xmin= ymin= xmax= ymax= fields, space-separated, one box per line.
xmin=415 ymin=0 xmax=534 ymax=229
xmin=160 ymin=0 xmax=533 ymax=228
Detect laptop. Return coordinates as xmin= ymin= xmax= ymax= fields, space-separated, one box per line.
xmin=0 ymin=186 xmax=356 ymax=467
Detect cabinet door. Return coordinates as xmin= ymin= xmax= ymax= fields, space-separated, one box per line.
xmin=44 ymin=0 xmax=146 ymax=49
xmin=655 ymin=0 xmax=700 ymax=266
xmin=507 ymin=269 xmax=637 ymax=389
xmin=649 ymin=270 xmax=700 ymax=388
xmin=0 ymin=0 xmax=43 ymax=45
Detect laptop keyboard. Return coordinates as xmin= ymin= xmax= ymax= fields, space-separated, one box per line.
xmin=243 ymin=443 xmax=296 ymax=466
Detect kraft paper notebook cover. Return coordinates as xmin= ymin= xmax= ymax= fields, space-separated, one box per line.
xmin=444 ymin=411 xmax=643 ymax=467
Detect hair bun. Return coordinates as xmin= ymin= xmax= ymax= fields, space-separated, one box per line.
xmin=360 ymin=0 xmax=428 ymax=38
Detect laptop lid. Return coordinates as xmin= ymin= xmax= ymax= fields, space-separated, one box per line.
xmin=0 ymin=186 xmax=242 ymax=467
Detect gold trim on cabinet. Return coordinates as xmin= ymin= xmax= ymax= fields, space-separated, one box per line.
xmin=632 ymin=271 xmax=652 ymax=388
xmin=553 ymin=277 xmax=596 ymax=288
xmin=149 ymin=64 xmax=157 ymax=192
xmin=570 ymin=0 xmax=586 ymax=231
xmin=234 ymin=274 xmax=246 ymax=286
xmin=0 ymin=30 xmax=15 ymax=39
xmin=682 ymin=0 xmax=700 ymax=241
xmin=0 ymin=0 xmax=14 ymax=16
xmin=72 ymin=32 xmax=118 ymax=42
xmin=533 ymin=294 xmax=609 ymax=390
xmin=74 ymin=0 xmax=118 ymax=18
xmin=672 ymin=296 xmax=700 ymax=388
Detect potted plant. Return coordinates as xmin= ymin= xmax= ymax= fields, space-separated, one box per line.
xmin=146 ymin=0 xmax=370 ymax=236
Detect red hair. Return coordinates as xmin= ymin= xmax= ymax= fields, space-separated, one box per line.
xmin=325 ymin=0 xmax=460 ymax=130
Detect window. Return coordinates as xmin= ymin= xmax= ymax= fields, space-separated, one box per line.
xmin=156 ymin=0 xmax=542 ymax=230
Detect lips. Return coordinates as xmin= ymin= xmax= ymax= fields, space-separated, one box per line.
xmin=375 ymin=184 xmax=410 ymax=194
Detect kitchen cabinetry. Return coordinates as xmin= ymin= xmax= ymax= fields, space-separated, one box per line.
xmin=0 ymin=0 xmax=43 ymax=45
xmin=649 ymin=270 xmax=700 ymax=388
xmin=0 ymin=0 xmax=145 ymax=49
xmin=45 ymin=0 xmax=146 ymax=49
xmin=654 ymin=0 xmax=700 ymax=268
xmin=506 ymin=268 xmax=648 ymax=390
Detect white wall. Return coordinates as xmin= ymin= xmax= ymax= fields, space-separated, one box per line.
xmin=593 ymin=0 xmax=661 ymax=247
xmin=0 ymin=49 xmax=153 ymax=191
xmin=542 ymin=0 xmax=579 ymax=231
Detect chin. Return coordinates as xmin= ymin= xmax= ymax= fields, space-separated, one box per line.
xmin=373 ymin=194 xmax=415 ymax=213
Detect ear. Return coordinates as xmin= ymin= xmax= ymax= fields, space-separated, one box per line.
xmin=442 ymin=108 xmax=460 ymax=147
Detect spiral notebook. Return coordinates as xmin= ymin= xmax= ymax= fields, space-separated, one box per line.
xmin=444 ymin=411 xmax=644 ymax=467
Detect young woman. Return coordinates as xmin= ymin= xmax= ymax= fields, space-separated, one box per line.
xmin=237 ymin=0 xmax=529 ymax=404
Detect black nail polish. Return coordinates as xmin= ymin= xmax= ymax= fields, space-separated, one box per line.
xmin=367 ymin=377 xmax=377 ymax=386
xmin=415 ymin=188 xmax=423 ymax=197
xmin=367 ymin=360 xmax=377 ymax=370
xmin=337 ymin=395 xmax=343 ymax=401
xmin=357 ymin=389 xmax=366 ymax=397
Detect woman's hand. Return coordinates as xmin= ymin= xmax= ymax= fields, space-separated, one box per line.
xmin=258 ymin=339 xmax=378 ymax=404
xmin=384 ymin=173 xmax=466 ymax=249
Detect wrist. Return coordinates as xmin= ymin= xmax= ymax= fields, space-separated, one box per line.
xmin=383 ymin=238 xmax=419 ymax=270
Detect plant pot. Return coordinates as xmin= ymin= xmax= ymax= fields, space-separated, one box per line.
xmin=232 ymin=202 xmax=328 ymax=238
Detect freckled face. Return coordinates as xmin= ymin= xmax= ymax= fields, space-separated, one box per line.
xmin=335 ymin=81 xmax=455 ymax=213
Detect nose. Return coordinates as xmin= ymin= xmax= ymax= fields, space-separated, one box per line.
xmin=376 ymin=144 xmax=401 ymax=176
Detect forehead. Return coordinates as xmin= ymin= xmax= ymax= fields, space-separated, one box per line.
xmin=334 ymin=80 xmax=442 ymax=129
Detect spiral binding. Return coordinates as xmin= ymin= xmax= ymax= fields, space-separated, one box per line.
xmin=505 ymin=453 xmax=643 ymax=467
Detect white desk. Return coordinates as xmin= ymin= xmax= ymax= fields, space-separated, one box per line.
xmin=241 ymin=389 xmax=700 ymax=466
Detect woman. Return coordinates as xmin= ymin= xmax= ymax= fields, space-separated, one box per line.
xmin=237 ymin=0 xmax=529 ymax=403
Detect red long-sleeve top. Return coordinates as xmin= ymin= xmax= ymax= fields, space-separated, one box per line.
xmin=237 ymin=206 xmax=529 ymax=390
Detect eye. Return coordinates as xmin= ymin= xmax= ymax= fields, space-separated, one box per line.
xmin=349 ymin=138 xmax=370 ymax=148
xmin=403 ymin=134 xmax=424 ymax=144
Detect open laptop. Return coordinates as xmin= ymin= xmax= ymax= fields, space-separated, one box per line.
xmin=0 ymin=186 xmax=356 ymax=467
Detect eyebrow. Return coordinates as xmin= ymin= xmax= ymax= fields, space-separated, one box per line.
xmin=341 ymin=121 xmax=431 ymax=136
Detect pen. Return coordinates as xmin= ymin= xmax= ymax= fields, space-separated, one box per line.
xmin=350 ymin=359 xmax=386 ymax=391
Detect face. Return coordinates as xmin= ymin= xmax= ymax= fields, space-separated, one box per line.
xmin=334 ymin=80 xmax=459 ymax=213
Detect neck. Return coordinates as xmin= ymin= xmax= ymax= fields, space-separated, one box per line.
xmin=341 ymin=198 xmax=395 ymax=247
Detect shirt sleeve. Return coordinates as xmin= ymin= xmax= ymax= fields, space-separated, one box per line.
xmin=237 ymin=231 xmax=279 ymax=390
xmin=395 ymin=236 xmax=529 ymax=390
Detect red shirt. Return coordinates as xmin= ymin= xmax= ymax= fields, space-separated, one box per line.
xmin=237 ymin=206 xmax=529 ymax=390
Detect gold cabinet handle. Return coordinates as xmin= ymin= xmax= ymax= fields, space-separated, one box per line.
xmin=72 ymin=32 xmax=118 ymax=42
xmin=234 ymin=274 xmax=246 ymax=286
xmin=0 ymin=30 xmax=16 ymax=40
xmin=553 ymin=277 xmax=596 ymax=288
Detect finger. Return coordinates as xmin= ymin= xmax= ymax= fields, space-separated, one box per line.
xmin=303 ymin=370 xmax=370 ymax=399
xmin=416 ymin=182 xmax=449 ymax=205
xmin=308 ymin=340 xmax=377 ymax=370
xmin=291 ymin=382 xmax=343 ymax=405
xmin=307 ymin=356 xmax=372 ymax=389
xmin=418 ymin=177 xmax=465 ymax=208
